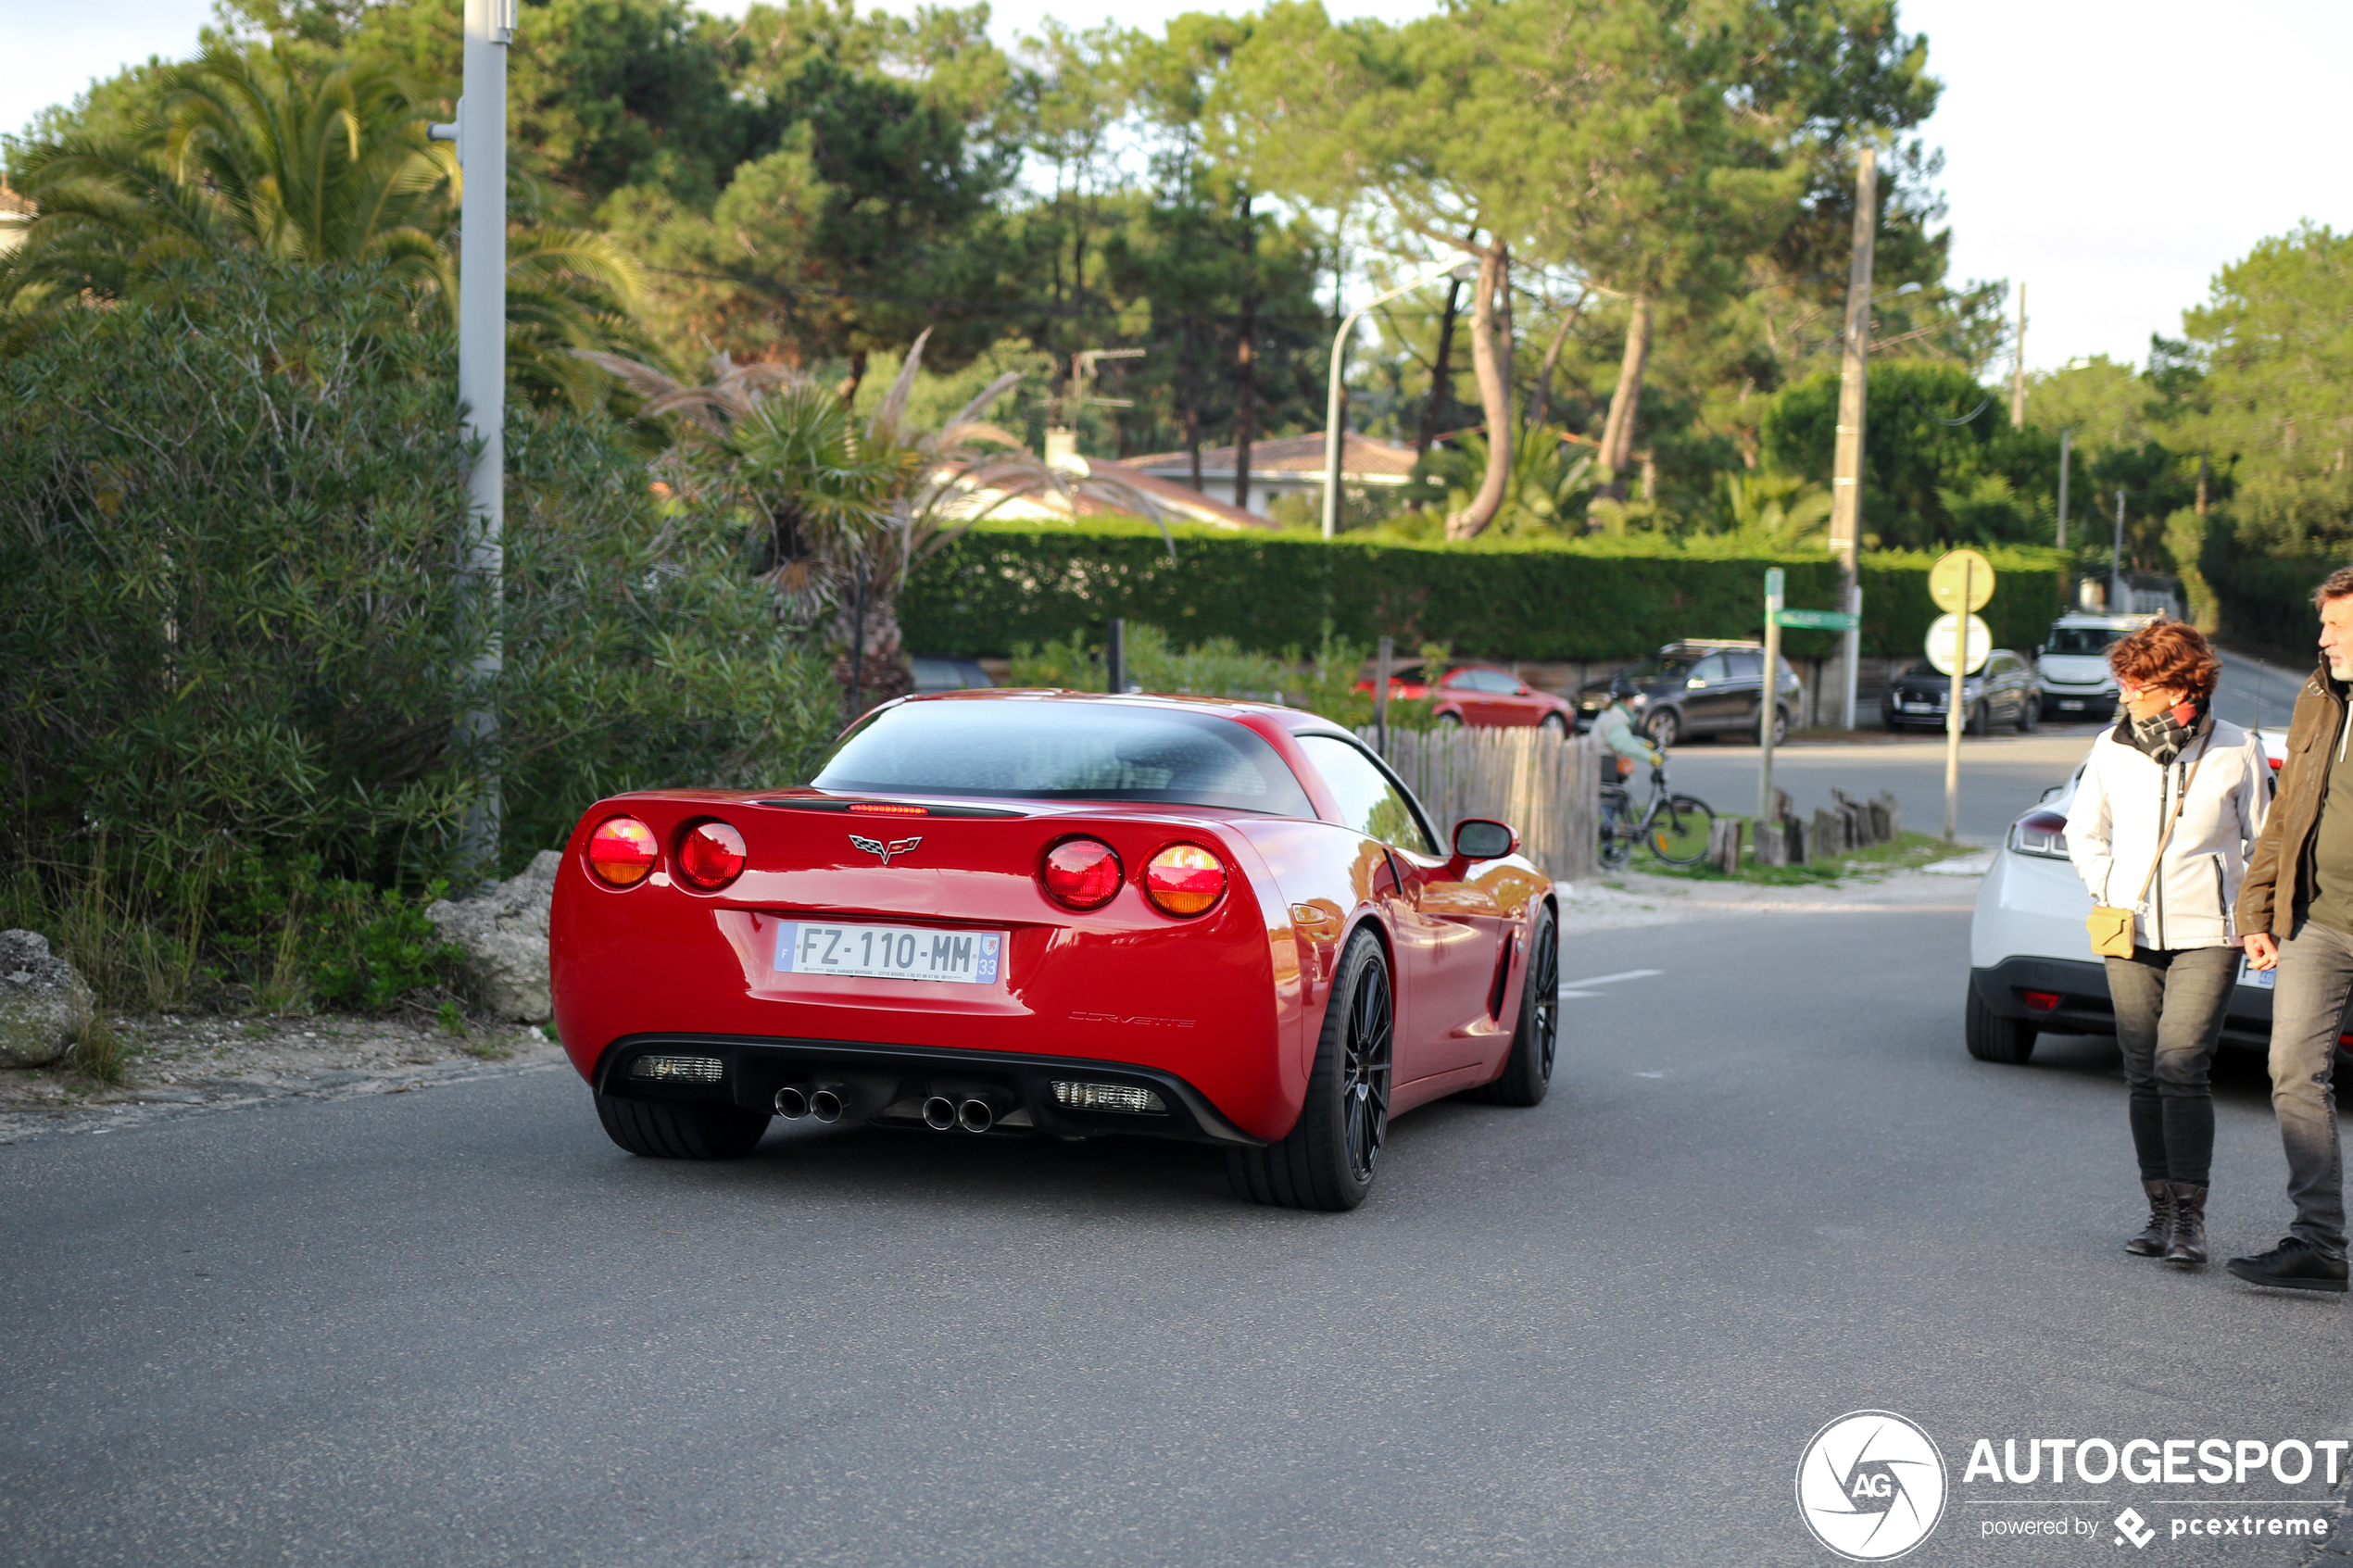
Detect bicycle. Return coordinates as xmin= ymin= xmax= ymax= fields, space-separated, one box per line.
xmin=1598 ymin=763 xmax=1715 ymax=869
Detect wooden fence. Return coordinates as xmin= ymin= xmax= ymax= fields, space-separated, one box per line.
xmin=1366 ymin=726 xmax=1602 ymax=884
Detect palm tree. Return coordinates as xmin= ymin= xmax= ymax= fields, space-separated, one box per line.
xmin=589 ymin=331 xmax=1167 ymax=708
xmin=2 ymin=43 xmax=639 ymax=393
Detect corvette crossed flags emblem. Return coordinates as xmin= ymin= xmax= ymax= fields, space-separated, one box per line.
xmin=849 ymin=834 xmax=923 ymax=865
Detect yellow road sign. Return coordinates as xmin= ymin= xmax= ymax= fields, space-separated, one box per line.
xmin=1929 ymin=548 xmax=1995 ymax=614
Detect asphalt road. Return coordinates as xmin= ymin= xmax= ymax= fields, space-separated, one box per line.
xmin=1665 ymin=729 xmax=2105 ymax=846
xmin=1659 ymin=649 xmax=2314 ymax=846
xmin=5 ymin=902 xmax=2351 ymax=1567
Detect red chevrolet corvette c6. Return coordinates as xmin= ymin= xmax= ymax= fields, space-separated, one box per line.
xmin=550 ymin=690 xmax=1561 ymax=1210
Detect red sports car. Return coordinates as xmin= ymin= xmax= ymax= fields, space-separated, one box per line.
xmin=549 ymin=690 xmax=1560 ymax=1210
xmin=1355 ymin=660 xmax=1578 ymax=731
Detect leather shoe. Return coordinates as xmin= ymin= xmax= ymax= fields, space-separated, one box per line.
xmin=2226 ymin=1237 xmax=2349 ymax=1294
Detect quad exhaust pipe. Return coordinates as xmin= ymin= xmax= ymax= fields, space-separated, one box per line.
xmin=774 ymin=1081 xmax=852 ymax=1122
xmin=919 ymin=1093 xmax=1007 ymax=1132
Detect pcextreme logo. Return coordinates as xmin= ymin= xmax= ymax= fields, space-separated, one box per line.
xmin=1797 ymin=1411 xmax=1949 ymax=1562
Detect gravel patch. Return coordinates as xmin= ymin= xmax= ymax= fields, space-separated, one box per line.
xmin=0 ymin=1012 xmax=568 ymax=1145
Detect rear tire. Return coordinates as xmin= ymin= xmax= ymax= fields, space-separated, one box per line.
xmin=1468 ymin=906 xmax=1558 ymax=1107
xmin=1227 ymin=931 xmax=1393 ymax=1211
xmin=1436 ymin=710 xmax=1465 ymax=728
xmin=2018 ymin=696 xmax=2041 ymax=733
xmin=1964 ymin=982 xmax=2037 ymax=1064
xmin=1966 ymin=701 xmax=1990 ymax=736
xmin=1541 ymin=712 xmax=1569 ymax=737
xmin=594 ymin=1092 xmax=771 ymax=1159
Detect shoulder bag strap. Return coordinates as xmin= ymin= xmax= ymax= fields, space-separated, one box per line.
xmin=2129 ymin=725 xmax=2215 ymax=909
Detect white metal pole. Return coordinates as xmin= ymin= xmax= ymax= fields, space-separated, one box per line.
xmin=1321 ymin=303 xmax=1370 ymax=542
xmin=454 ymin=0 xmax=509 ymax=871
xmin=1944 ymin=560 xmax=1971 ymax=841
xmin=1323 ymin=265 xmax=1466 ymax=541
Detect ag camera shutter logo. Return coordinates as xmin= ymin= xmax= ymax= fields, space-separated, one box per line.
xmin=1796 ymin=1411 xmax=1948 ymax=1561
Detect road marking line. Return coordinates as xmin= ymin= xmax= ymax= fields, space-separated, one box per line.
xmin=1634 ymin=1071 xmax=1664 ymax=1078
xmin=1558 ymin=967 xmax=1662 ymax=997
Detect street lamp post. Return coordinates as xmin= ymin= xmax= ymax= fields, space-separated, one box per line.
xmin=429 ymin=0 xmax=511 ymax=875
xmin=1322 ymin=261 xmax=1478 ymax=541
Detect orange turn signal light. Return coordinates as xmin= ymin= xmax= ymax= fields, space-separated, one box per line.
xmin=587 ymin=816 xmax=659 ymax=887
xmin=1145 ymin=845 xmax=1226 ymax=917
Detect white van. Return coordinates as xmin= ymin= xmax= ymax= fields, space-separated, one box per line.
xmin=2035 ymin=612 xmax=2156 ymax=721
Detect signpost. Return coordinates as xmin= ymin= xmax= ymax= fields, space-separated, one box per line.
xmin=1759 ymin=570 xmax=1784 ymax=828
xmin=1756 ymin=585 xmax=1864 ymax=831
xmin=1926 ymin=548 xmax=1996 ymax=840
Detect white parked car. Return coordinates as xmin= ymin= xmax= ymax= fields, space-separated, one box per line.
xmin=1964 ymin=729 xmax=2322 ymax=1062
xmin=2034 ymin=612 xmax=2154 ymax=721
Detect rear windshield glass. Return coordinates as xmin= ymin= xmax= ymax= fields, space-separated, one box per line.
xmin=812 ymin=701 xmax=1317 ymax=815
xmin=2045 ymin=626 xmax=2123 ymax=657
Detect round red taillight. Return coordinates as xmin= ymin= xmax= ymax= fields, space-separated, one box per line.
xmin=587 ymin=816 xmax=659 ymax=887
xmin=1144 ymin=844 xmax=1227 ymax=917
xmin=675 ymin=820 xmax=747 ymax=891
xmin=1040 ymin=838 xmax=1123 ymax=910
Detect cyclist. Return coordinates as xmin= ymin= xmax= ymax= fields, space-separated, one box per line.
xmin=1592 ymin=674 xmax=1665 ymax=789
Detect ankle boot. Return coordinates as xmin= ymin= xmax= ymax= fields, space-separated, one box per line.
xmin=2126 ymin=1179 xmax=2172 ymax=1256
xmin=2165 ymin=1184 xmax=2208 ymax=1266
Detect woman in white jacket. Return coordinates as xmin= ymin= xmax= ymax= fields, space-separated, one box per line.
xmin=2067 ymin=621 xmax=2271 ymax=1267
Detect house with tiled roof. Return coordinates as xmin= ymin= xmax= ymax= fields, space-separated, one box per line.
xmin=1123 ymin=433 xmax=1420 ymax=521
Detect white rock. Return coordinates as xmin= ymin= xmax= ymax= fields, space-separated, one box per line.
xmin=425 ymin=850 xmax=562 ymax=1022
xmin=0 ymin=930 xmax=94 ymax=1068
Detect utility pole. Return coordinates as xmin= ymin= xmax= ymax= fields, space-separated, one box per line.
xmin=2111 ymin=489 xmax=2128 ymax=612
xmin=429 ymin=0 xmax=511 ymax=878
xmin=2056 ymin=427 xmax=2070 ymax=550
xmin=2008 ymin=282 xmax=2028 ymax=429
xmin=1827 ymin=145 xmax=1877 ymax=729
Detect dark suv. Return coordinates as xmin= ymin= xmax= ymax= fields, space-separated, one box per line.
xmin=1574 ymin=640 xmax=1805 ymax=748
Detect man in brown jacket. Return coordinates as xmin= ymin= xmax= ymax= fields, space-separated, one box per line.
xmin=2231 ymin=565 xmax=2353 ymax=1293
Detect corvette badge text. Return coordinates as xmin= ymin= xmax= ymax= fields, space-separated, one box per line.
xmin=1798 ymin=1411 xmax=2342 ymax=1559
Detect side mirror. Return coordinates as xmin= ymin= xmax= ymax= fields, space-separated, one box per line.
xmin=1453 ymin=818 xmax=1517 ymax=860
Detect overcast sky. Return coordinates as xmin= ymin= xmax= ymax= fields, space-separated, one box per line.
xmin=7 ymin=0 xmax=2345 ymax=372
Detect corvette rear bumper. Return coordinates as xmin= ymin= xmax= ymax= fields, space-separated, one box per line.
xmin=593 ymin=1033 xmax=1271 ymax=1147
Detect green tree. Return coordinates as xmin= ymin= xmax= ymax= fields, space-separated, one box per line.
xmin=2184 ymin=223 xmax=2353 ymax=558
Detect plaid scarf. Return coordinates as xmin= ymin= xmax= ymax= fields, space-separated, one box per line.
xmin=2128 ymin=699 xmax=2208 ymax=766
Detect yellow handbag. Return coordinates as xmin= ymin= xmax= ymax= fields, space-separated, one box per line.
xmin=2088 ymin=734 xmax=2211 ymax=960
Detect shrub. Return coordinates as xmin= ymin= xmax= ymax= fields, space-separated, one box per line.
xmin=903 ymin=519 xmax=2069 ymax=663
xmin=0 ymin=258 xmax=837 ymax=1013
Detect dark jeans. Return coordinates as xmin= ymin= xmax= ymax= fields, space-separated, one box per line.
xmin=2104 ymin=945 xmax=2235 ymax=1186
xmin=2268 ymin=921 xmax=2353 ymax=1255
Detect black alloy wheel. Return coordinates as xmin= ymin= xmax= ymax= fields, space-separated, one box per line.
xmin=1468 ymin=904 xmax=1559 ymax=1107
xmin=1643 ymin=708 xmax=1680 ymax=748
xmin=1227 ymin=930 xmax=1394 ymax=1210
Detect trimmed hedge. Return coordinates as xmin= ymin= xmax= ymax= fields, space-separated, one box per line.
xmin=903 ymin=521 xmax=2070 ymax=662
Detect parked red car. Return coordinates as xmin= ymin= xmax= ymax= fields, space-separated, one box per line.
xmin=550 ymin=691 xmax=1560 ymax=1211
xmin=1357 ymin=660 xmax=1577 ymax=731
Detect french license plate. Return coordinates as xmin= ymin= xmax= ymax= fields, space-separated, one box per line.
xmin=774 ymin=922 xmax=1003 ymax=984
xmin=2240 ymin=956 xmax=2276 ymax=990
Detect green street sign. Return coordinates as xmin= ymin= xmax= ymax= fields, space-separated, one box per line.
xmin=1773 ymin=608 xmax=1860 ymax=631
